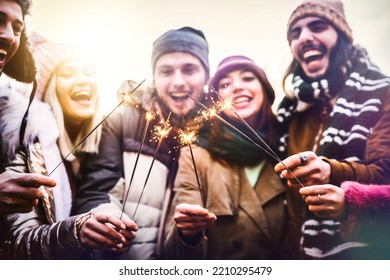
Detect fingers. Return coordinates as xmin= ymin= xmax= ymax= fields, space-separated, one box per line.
xmin=299 ymin=185 xmax=345 ymax=220
xmin=79 ymin=214 xmax=130 ymax=252
xmin=275 ymin=152 xmax=330 ymax=187
xmin=274 ymin=152 xmax=312 ymax=173
xmin=174 ymin=203 xmax=217 ymax=236
xmin=13 ymin=172 xmax=56 ymax=188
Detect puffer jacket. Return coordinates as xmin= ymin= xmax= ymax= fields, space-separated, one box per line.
xmin=163 ymin=145 xmax=290 ymax=259
xmin=73 ymin=89 xmax=180 ymax=259
xmin=0 ymin=75 xmax=89 ymax=259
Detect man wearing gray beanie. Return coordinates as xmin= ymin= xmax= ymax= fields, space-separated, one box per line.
xmin=73 ymin=26 xmax=210 ymax=260
xmin=274 ymin=0 xmax=390 ymax=259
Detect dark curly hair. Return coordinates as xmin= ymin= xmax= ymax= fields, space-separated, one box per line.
xmin=3 ymin=0 xmax=36 ymax=83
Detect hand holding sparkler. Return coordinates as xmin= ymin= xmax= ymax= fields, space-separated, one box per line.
xmin=173 ymin=203 xmax=217 ymax=238
xmin=77 ymin=212 xmax=138 ymax=253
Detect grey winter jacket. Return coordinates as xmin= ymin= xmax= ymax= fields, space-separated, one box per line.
xmin=73 ymin=89 xmax=179 ymax=259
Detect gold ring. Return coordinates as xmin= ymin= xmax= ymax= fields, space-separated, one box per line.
xmin=317 ymin=194 xmax=321 ymax=204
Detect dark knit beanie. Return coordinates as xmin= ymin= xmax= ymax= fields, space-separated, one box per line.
xmin=287 ymin=0 xmax=353 ymax=43
xmin=151 ymin=26 xmax=210 ymax=78
xmin=209 ymin=55 xmax=275 ymax=104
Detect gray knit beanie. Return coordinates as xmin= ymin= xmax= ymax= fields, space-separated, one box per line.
xmin=151 ymin=26 xmax=210 ymax=78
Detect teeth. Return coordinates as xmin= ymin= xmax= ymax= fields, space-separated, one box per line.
xmin=171 ymin=92 xmax=187 ymax=98
xmin=72 ymin=91 xmax=91 ymax=100
xmin=234 ymin=96 xmax=250 ymax=104
xmin=0 ymin=49 xmax=7 ymax=60
xmin=303 ymin=50 xmax=322 ymax=59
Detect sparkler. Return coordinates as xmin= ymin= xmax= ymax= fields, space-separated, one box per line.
xmin=48 ymin=79 xmax=146 ymax=177
xmin=178 ymin=129 xmax=206 ymax=207
xmin=131 ymin=113 xmax=172 ymax=220
xmin=119 ymin=101 xmax=155 ymax=220
xmin=186 ymin=92 xmax=279 ymax=162
xmin=188 ymin=89 xmax=305 ymax=188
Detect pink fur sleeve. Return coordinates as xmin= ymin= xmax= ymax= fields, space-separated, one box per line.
xmin=340 ymin=181 xmax=390 ymax=244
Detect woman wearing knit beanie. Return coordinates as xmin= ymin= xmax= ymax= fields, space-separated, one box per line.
xmin=274 ymin=0 xmax=390 ymax=259
xmin=163 ymin=55 xmax=292 ymax=259
xmin=72 ymin=26 xmax=210 ymax=260
xmin=0 ymin=32 xmax=138 ymax=259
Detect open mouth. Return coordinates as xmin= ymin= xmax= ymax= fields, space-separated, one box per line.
xmin=71 ymin=90 xmax=92 ymax=102
xmin=233 ymin=95 xmax=252 ymax=106
xmin=0 ymin=49 xmax=8 ymax=63
xmin=170 ymin=92 xmax=190 ymax=102
xmin=300 ymin=45 xmax=326 ymax=65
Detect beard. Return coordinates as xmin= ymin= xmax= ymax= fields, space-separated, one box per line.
xmin=154 ymin=96 xmax=203 ymax=129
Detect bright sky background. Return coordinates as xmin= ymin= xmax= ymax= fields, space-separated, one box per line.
xmin=26 ymin=0 xmax=390 ymax=113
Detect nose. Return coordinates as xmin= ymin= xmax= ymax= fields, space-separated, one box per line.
xmin=298 ymin=26 xmax=314 ymax=43
xmin=171 ymin=69 xmax=186 ymax=88
xmin=0 ymin=23 xmax=16 ymax=45
xmin=231 ymin=78 xmax=244 ymax=94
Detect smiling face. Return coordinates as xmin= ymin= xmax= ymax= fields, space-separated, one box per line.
xmin=0 ymin=1 xmax=24 ymax=74
xmin=153 ymin=52 xmax=207 ymax=117
xmin=55 ymin=59 xmax=98 ymax=126
xmin=288 ymin=16 xmax=338 ymax=79
xmin=217 ymin=69 xmax=264 ymax=127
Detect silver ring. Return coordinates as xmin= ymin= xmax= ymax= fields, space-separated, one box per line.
xmin=317 ymin=194 xmax=321 ymax=204
xmin=299 ymin=153 xmax=308 ymax=165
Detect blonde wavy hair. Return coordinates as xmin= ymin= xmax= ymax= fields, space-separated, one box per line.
xmin=43 ymin=71 xmax=102 ymax=160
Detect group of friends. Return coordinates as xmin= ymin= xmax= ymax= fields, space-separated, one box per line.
xmin=0 ymin=0 xmax=389 ymax=260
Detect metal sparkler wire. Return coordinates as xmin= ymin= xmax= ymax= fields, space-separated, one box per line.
xmin=178 ymin=129 xmax=206 ymax=207
xmin=187 ymin=89 xmax=305 ymax=189
xmin=185 ymin=93 xmax=280 ymax=162
xmin=119 ymin=99 xmax=156 ymax=220
xmin=131 ymin=112 xmax=172 ymax=220
xmin=48 ymin=79 xmax=146 ymax=177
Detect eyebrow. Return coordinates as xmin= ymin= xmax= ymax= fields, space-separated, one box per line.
xmin=0 ymin=11 xmax=24 ymax=27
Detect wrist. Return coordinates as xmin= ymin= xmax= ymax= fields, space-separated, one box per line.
xmin=73 ymin=212 xmax=93 ymax=245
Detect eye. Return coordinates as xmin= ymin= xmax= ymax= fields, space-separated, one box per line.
xmin=13 ymin=22 xmax=23 ymax=36
xmin=218 ymin=78 xmax=231 ymax=90
xmin=242 ymin=73 xmax=256 ymax=82
xmin=83 ymin=66 xmax=96 ymax=77
xmin=181 ymin=64 xmax=199 ymax=75
xmin=288 ymin=27 xmax=301 ymax=41
xmin=57 ymin=66 xmax=75 ymax=78
xmin=157 ymin=66 xmax=173 ymax=77
xmin=309 ymin=20 xmax=331 ymax=33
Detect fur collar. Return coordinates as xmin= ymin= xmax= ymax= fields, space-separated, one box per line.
xmin=0 ymin=75 xmax=59 ymax=160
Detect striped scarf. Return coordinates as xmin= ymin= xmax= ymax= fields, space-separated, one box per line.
xmin=277 ymin=48 xmax=390 ymax=259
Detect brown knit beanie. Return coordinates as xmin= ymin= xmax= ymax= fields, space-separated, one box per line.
xmin=29 ymin=32 xmax=82 ymax=100
xmin=287 ymin=0 xmax=353 ymax=43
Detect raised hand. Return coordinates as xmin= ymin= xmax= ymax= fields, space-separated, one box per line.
xmin=0 ymin=170 xmax=56 ymax=214
xmin=173 ymin=203 xmax=217 ymax=237
xmin=274 ymin=151 xmax=331 ymax=188
xmin=77 ymin=213 xmax=138 ymax=253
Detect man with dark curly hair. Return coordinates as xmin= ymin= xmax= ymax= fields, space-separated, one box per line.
xmin=0 ymin=0 xmax=56 ymax=216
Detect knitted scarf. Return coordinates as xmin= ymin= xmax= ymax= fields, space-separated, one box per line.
xmin=278 ymin=48 xmax=389 ymax=161
xmin=197 ymin=115 xmax=275 ymax=166
xmin=277 ymin=48 xmax=390 ymax=259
